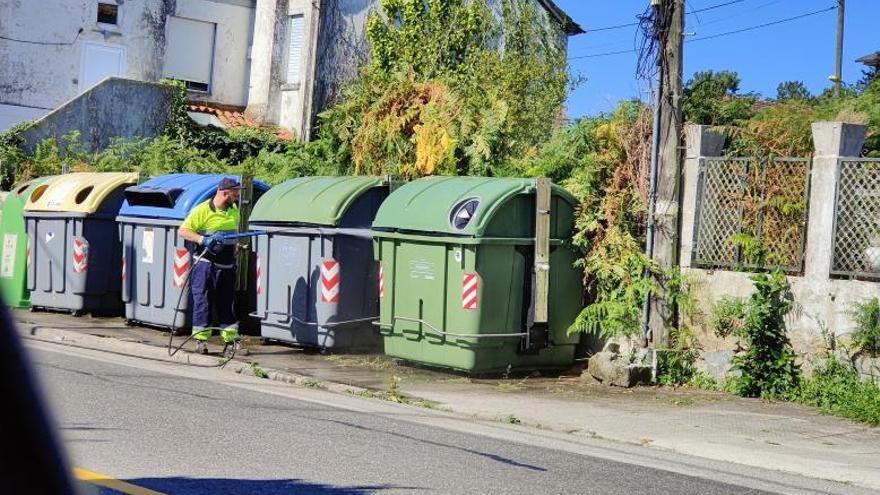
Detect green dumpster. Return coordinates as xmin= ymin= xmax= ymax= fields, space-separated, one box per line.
xmin=372 ymin=176 xmax=583 ymax=373
xmin=0 ymin=176 xmax=55 ymax=307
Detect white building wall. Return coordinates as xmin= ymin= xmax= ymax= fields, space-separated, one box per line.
xmin=0 ymin=0 xmax=167 ymax=110
xmin=172 ymin=0 xmax=256 ymax=106
xmin=0 ymin=0 xmax=254 ymax=127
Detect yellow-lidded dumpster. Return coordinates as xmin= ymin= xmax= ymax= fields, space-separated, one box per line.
xmin=24 ymin=172 xmax=138 ymax=315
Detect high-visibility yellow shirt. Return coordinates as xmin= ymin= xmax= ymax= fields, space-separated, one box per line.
xmin=180 ymin=200 xmax=240 ymax=234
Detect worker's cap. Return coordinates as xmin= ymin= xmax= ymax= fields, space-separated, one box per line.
xmin=217 ymin=177 xmax=241 ymax=190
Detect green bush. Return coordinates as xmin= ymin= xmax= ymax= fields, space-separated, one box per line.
xmin=726 ymin=271 xmax=801 ymax=398
xmin=791 ymin=356 xmax=880 ymax=426
xmin=850 ymin=297 xmax=880 ymax=355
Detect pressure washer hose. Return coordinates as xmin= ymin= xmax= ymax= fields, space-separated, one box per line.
xmin=166 ymin=249 xmax=240 ymax=367
xmin=165 ymin=230 xmax=274 ymax=366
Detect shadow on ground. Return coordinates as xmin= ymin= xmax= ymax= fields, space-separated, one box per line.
xmin=119 ymin=478 xmax=422 ymax=494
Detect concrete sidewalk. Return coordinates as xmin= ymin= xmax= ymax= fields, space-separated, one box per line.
xmin=14 ymin=309 xmax=880 ymax=491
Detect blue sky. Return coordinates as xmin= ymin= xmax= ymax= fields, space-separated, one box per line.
xmin=556 ymin=0 xmax=880 ymax=119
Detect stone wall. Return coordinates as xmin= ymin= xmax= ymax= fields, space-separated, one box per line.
xmin=20 ymin=78 xmax=174 ymax=154
xmin=680 ymin=123 xmax=880 ymax=385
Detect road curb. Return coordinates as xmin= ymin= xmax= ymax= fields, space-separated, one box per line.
xmin=19 ymin=325 xmax=372 ymax=397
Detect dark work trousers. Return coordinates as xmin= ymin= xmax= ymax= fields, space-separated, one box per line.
xmin=190 ymin=260 xmax=239 ymax=342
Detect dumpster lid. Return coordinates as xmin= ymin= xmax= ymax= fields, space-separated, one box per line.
xmin=118 ymin=174 xmax=270 ymax=220
xmin=24 ymin=172 xmax=139 ymax=214
xmin=11 ymin=175 xmax=55 ymax=200
xmin=372 ymin=176 xmax=577 ymax=237
xmin=249 ymin=176 xmax=385 ymax=226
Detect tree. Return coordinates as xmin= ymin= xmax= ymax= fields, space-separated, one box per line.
xmin=776 ymin=80 xmax=812 ymax=102
xmin=682 ymin=70 xmax=756 ymax=126
xmin=856 ymin=67 xmax=878 ymax=92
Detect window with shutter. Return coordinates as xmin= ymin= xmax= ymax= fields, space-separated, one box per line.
xmin=163 ymin=16 xmax=216 ymax=92
xmin=286 ymin=14 xmax=305 ymax=85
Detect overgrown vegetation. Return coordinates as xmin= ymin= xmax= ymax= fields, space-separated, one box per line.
xmin=727 ymin=271 xmax=800 ymax=398
xmin=792 ymin=356 xmax=880 ymax=426
xmin=655 ymin=327 xmax=700 ymax=386
xmin=319 ymin=0 xmax=569 ymax=178
xmin=707 ymin=275 xmax=880 ymax=425
xmin=682 ymin=70 xmax=880 ymax=157
xmin=849 ymin=297 xmax=880 ymax=355
xmin=710 ymin=271 xmax=801 ymax=398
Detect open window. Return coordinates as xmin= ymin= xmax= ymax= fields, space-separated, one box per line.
xmin=97 ymin=2 xmax=118 ymax=25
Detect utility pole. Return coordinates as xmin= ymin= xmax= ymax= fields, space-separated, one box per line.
xmin=834 ymin=0 xmax=845 ymax=97
xmin=647 ymin=0 xmax=684 ymax=348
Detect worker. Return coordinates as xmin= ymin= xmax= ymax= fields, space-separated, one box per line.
xmin=178 ymin=177 xmax=246 ymax=356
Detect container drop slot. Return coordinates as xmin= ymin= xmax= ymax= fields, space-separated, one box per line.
xmin=14 ymin=181 xmax=32 ymax=198
xmin=28 ymin=184 xmax=48 ymax=203
xmin=124 ymin=187 xmax=183 ymax=208
xmin=74 ymin=186 xmax=94 ymax=204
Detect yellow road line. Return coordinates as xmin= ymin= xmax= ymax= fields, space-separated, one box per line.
xmin=73 ymin=468 xmax=167 ymax=495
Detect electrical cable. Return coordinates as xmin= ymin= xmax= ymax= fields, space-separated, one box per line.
xmin=0 ymin=28 xmax=83 ymax=46
xmin=569 ymin=4 xmax=836 ymax=61
xmin=688 ymin=5 xmax=836 ymax=42
xmin=582 ymin=0 xmax=748 ymax=33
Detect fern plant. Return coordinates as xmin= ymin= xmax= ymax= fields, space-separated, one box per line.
xmin=849 ymin=297 xmax=880 ymax=355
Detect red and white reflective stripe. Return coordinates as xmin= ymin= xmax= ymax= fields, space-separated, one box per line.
xmin=378 ymin=263 xmax=385 ymax=299
xmin=462 ymin=272 xmax=479 ymax=310
xmin=121 ymin=253 xmax=127 ymax=281
xmin=72 ymin=237 xmax=88 ymax=274
xmin=320 ymin=259 xmax=340 ymax=303
xmin=171 ymin=248 xmax=191 ymax=289
xmin=255 ymin=255 xmax=262 ymax=295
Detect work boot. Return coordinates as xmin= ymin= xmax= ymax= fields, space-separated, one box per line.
xmin=223 ymin=340 xmax=248 ymax=358
xmin=194 ymin=341 xmax=208 ymax=355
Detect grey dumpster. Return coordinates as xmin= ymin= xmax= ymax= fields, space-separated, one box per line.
xmin=24 ymin=172 xmax=138 ymax=315
xmin=117 ymin=174 xmax=269 ymax=331
xmin=249 ymin=176 xmax=389 ymax=352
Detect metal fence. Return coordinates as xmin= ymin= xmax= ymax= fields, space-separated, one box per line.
xmin=831 ymin=158 xmax=880 ymax=280
xmin=692 ymin=157 xmax=811 ymax=273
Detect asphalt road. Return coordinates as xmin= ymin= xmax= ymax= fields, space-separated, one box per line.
xmin=23 ymin=341 xmax=868 ymax=495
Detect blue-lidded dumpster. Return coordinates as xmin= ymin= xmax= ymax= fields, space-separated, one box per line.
xmin=116 ymin=174 xmax=269 ymax=331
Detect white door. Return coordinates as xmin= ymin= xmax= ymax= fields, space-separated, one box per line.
xmin=80 ymin=42 xmax=127 ymax=91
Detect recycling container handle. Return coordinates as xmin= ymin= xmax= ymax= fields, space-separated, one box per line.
xmin=248 ymin=310 xmax=377 ymax=328
xmin=373 ymin=317 xmax=528 ymax=339
xmin=290 ymin=315 xmax=378 ymax=328
xmin=248 ymin=310 xmax=289 ymax=321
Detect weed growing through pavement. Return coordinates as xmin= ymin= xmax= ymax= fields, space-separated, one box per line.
xmin=249 ymin=362 xmax=269 ymax=379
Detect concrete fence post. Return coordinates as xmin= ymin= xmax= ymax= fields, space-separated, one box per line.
xmin=679 ymin=124 xmax=725 ymax=268
xmin=805 ymin=122 xmax=868 ymax=281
